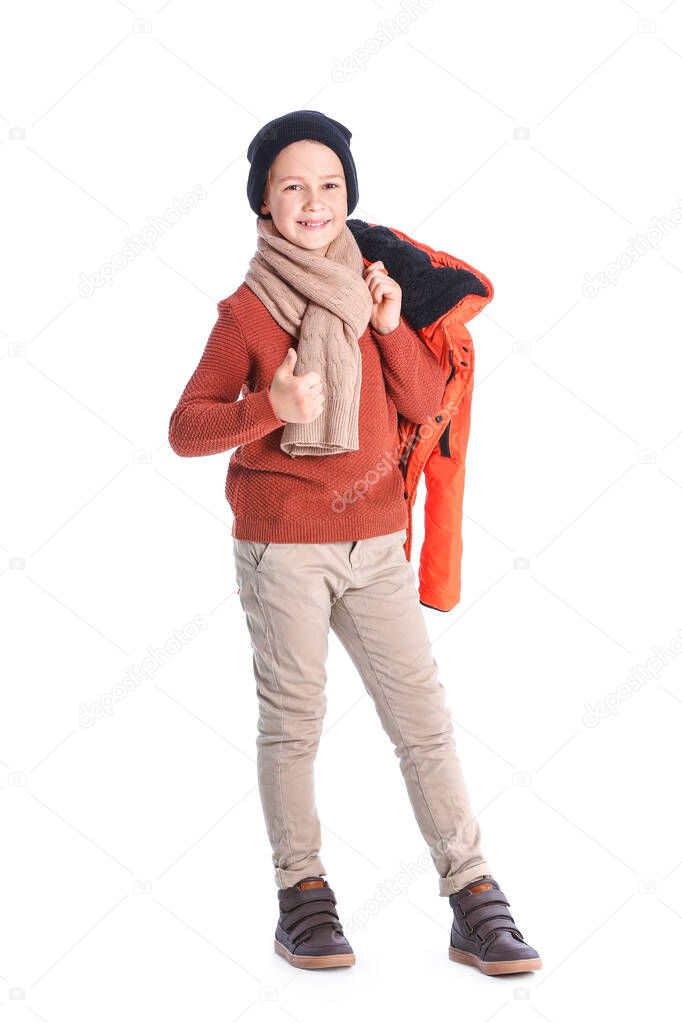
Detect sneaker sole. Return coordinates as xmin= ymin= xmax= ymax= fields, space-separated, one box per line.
xmin=275 ymin=938 xmax=356 ymax=969
xmin=449 ymin=945 xmax=542 ymax=975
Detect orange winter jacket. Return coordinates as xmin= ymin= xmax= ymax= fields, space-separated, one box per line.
xmin=347 ymin=220 xmax=494 ymax=612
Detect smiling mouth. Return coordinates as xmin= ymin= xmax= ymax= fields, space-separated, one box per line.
xmin=297 ymin=219 xmax=331 ymax=230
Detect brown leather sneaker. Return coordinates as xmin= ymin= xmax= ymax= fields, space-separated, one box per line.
xmin=448 ymin=875 xmax=542 ymax=975
xmin=274 ymin=876 xmax=356 ymax=969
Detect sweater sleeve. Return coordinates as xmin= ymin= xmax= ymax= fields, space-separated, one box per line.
xmin=373 ymin=315 xmax=446 ymax=424
xmin=168 ymin=301 xmax=287 ymax=457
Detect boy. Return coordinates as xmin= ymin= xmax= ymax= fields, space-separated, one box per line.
xmin=168 ymin=110 xmax=541 ymax=976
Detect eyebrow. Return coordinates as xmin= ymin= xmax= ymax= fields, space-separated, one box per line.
xmin=277 ymin=174 xmax=344 ymax=183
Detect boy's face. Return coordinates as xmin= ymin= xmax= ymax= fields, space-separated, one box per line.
xmin=260 ymin=139 xmax=348 ymax=255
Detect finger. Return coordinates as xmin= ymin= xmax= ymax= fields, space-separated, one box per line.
xmin=365 ymin=274 xmax=378 ymax=292
xmin=367 ymin=277 xmax=393 ymax=302
xmin=364 ymin=270 xmax=393 ymax=290
xmin=366 ymin=280 xmax=386 ymax=302
xmin=363 ymin=261 xmax=388 ymax=278
xmin=299 ymin=372 xmax=323 ymax=389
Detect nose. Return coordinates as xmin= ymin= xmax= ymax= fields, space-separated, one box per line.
xmin=302 ymin=186 xmax=327 ymax=210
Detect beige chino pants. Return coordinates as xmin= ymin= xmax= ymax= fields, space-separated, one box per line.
xmin=233 ymin=527 xmax=492 ymax=897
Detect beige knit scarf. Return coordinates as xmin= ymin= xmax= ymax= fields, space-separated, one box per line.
xmin=245 ymin=217 xmax=373 ymax=457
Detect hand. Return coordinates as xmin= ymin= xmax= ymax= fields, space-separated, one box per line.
xmin=268 ymin=348 xmax=325 ymax=424
xmin=363 ymin=260 xmax=402 ymax=335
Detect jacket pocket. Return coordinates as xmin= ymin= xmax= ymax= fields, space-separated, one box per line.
xmin=438 ymin=420 xmax=452 ymax=458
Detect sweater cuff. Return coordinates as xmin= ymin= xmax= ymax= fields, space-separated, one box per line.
xmin=253 ymin=386 xmax=287 ymax=429
xmin=372 ymin=316 xmax=417 ymax=349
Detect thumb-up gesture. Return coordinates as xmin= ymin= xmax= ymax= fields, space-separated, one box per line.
xmin=268 ymin=348 xmax=325 ymax=424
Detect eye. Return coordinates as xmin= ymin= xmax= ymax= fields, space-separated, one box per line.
xmin=285 ymin=182 xmax=340 ymax=190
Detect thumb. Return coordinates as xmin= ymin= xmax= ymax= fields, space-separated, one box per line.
xmin=280 ymin=346 xmax=297 ymax=371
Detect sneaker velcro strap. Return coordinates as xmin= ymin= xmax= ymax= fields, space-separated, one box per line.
xmin=465 ymin=903 xmax=514 ymax=928
xmin=467 ymin=913 xmax=517 ymax=941
xmin=279 ymin=885 xmax=338 ymax=913
xmin=281 ymin=898 xmax=339 ymax=930
xmin=288 ymin=911 xmax=343 ymax=944
xmin=459 ymin=888 xmax=509 ymax=913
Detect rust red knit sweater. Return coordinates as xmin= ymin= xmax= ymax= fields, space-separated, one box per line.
xmin=168 ymin=282 xmax=446 ymax=543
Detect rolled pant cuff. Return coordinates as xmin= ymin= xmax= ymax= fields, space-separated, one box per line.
xmin=275 ymin=862 xmax=327 ymax=890
xmin=438 ymin=863 xmax=494 ymax=897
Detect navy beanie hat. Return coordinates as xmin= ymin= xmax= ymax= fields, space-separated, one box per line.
xmin=246 ymin=109 xmax=359 ymax=220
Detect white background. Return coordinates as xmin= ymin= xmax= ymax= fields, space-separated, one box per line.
xmin=2 ymin=0 xmax=681 ymax=1018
